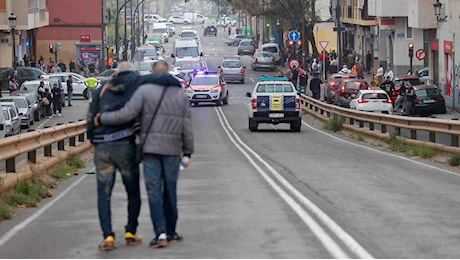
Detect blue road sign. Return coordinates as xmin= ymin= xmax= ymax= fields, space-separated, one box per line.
xmin=288 ymin=30 xmax=300 ymax=42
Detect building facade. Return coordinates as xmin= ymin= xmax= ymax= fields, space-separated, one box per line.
xmin=36 ymin=0 xmax=102 ymax=67
xmin=0 ymin=0 xmax=49 ymax=68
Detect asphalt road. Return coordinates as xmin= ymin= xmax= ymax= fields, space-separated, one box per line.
xmin=1 ymin=24 xmax=460 ymax=258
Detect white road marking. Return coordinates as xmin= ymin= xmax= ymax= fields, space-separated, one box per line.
xmin=0 ymin=168 xmax=93 ymax=248
xmin=301 ymin=120 xmax=460 ymax=177
xmin=36 ymin=115 xmax=53 ymax=129
xmin=215 ymin=107 xmax=373 ymax=259
xmin=249 ymin=77 xmax=255 ymax=82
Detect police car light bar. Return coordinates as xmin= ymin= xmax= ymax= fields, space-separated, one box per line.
xmin=259 ymin=75 xmax=290 ymax=81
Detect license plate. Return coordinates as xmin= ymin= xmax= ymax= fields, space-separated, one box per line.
xmin=196 ymin=95 xmax=208 ymax=99
xmin=423 ymin=99 xmax=435 ymax=103
xmin=269 ymin=113 xmax=284 ymax=118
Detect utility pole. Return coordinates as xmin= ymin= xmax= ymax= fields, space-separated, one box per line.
xmin=101 ymin=0 xmax=106 ymax=70
xmin=336 ymin=0 xmax=342 ymax=68
xmin=124 ymin=0 xmax=128 ymax=61
xmin=130 ymin=0 xmax=134 ymax=60
xmin=115 ymin=0 xmax=119 ymax=59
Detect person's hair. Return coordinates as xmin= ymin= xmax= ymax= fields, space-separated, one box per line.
xmin=386 ymin=76 xmax=390 ymax=79
xmin=40 ymin=81 xmax=44 ymax=84
xmin=53 ymin=83 xmax=57 ymax=87
xmin=152 ymin=60 xmax=169 ymax=71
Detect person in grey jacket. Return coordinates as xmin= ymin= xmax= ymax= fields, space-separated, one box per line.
xmin=95 ymin=71 xmax=194 ymax=249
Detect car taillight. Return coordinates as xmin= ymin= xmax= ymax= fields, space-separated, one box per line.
xmin=329 ymin=83 xmax=335 ymax=88
xmin=252 ymin=98 xmax=257 ymax=109
xmin=436 ymin=96 xmax=445 ymax=101
xmin=385 ymin=99 xmax=392 ymax=103
xmin=272 ymin=58 xmax=275 ymax=63
xmin=220 ymin=68 xmax=223 ymax=73
xmin=296 ymin=98 xmax=300 ymax=110
xmin=255 ymin=58 xmax=259 ymax=63
xmin=358 ymin=99 xmax=369 ymax=104
xmin=240 ymin=68 xmax=245 ymax=73
xmin=414 ymin=98 xmax=421 ymax=102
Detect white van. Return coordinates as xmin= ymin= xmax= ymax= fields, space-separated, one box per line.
xmin=151 ymin=23 xmax=169 ymax=43
xmin=172 ymin=38 xmax=203 ymax=65
xmin=261 ymin=43 xmax=282 ymax=65
xmin=183 ymin=12 xmax=209 ymax=24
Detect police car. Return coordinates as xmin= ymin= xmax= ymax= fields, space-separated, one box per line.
xmin=186 ymin=71 xmax=228 ymax=106
xmin=246 ymin=76 xmax=301 ymax=132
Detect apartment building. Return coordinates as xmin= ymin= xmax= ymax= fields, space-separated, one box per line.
xmin=0 ymin=0 xmax=49 ymax=68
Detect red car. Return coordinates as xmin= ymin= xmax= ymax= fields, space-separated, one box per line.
xmin=333 ymin=79 xmax=371 ymax=107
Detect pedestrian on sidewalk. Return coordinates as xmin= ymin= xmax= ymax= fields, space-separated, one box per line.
xmin=69 ymin=59 xmax=76 ymax=72
xmin=376 ymin=64 xmax=384 ymax=85
xmin=309 ymin=73 xmax=323 ymax=100
xmin=8 ymin=74 xmax=18 ymax=93
xmin=96 ymin=61 xmax=194 ymax=250
xmin=227 ymin=25 xmax=231 ymax=36
xmin=43 ymin=88 xmax=52 ymax=117
xmin=356 ymin=60 xmax=365 ymax=79
xmin=51 ymin=83 xmax=62 ymax=116
xmin=66 ymin=75 xmax=74 ymax=106
xmin=384 ymin=66 xmax=394 ymax=81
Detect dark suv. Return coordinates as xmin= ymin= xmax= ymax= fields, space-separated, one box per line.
xmin=334 ymin=79 xmax=371 ymax=107
xmin=204 ymin=25 xmax=217 ymax=36
xmin=412 ymin=84 xmax=446 ymax=115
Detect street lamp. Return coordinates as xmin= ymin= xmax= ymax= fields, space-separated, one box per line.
xmin=433 ymin=0 xmax=447 ymax=23
xmin=8 ymin=13 xmax=17 ymax=70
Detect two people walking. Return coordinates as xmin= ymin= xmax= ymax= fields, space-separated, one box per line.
xmin=88 ymin=61 xmax=194 ymax=251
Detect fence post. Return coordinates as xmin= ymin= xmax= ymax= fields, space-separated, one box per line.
xmin=57 ymin=123 xmax=65 ymax=151
xmin=429 ymin=131 xmax=436 ymax=143
xmin=27 ymin=129 xmax=37 ymax=163
xmin=78 ymin=119 xmax=85 ymax=142
xmin=452 ymin=135 xmax=459 ymax=147
xmin=369 ymin=122 xmax=374 ymax=131
xmin=6 ymin=158 xmax=15 ymax=173
xmin=68 ymin=121 xmax=76 ymax=146
xmin=410 ymin=129 xmax=417 ymax=140
xmin=44 ymin=126 xmax=52 ymax=157
xmin=381 ymin=124 xmax=387 ymax=134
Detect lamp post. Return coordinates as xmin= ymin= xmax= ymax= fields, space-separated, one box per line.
xmin=433 ymin=0 xmax=447 ymax=23
xmin=408 ymin=43 xmax=414 ymax=75
xmin=8 ymin=13 xmax=17 ymax=70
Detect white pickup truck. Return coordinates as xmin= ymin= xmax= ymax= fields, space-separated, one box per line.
xmin=246 ymin=76 xmax=302 ymax=132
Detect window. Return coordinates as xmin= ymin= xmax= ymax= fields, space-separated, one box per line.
xmin=256 ymin=84 xmax=293 ymax=93
xmin=176 ymin=47 xmax=199 ymax=58
xmin=0 ymin=0 xmax=6 ymax=11
xmin=3 ymin=110 xmax=9 ymax=120
xmin=222 ymin=61 xmax=241 ymax=68
xmin=362 ymin=93 xmax=389 ymax=100
xmin=406 ymin=18 xmax=412 ymax=39
xmin=191 ymin=76 xmax=218 ymax=85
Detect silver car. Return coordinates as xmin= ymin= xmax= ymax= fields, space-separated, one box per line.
xmin=0 ymin=96 xmax=35 ymax=128
xmin=251 ymin=51 xmax=276 ymax=71
xmin=2 ymin=106 xmax=21 ymax=136
xmin=237 ymin=39 xmax=255 ymax=56
xmin=219 ymin=57 xmax=246 ymax=84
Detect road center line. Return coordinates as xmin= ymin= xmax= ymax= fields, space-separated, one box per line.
xmin=0 ymin=168 xmax=92 ymax=248
xmin=216 ymin=107 xmax=375 ymax=258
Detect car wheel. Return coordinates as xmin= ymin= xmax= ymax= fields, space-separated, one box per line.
xmin=83 ymin=88 xmax=89 ymax=99
xmin=249 ymin=118 xmax=258 ymax=132
xmin=215 ymin=99 xmax=222 ymax=106
xmin=252 ymin=66 xmax=256 ymax=71
xmin=290 ymin=119 xmax=301 ymax=132
xmin=241 ymin=78 xmax=245 ymax=84
xmin=30 ymin=117 xmax=34 ymax=126
xmin=223 ymin=92 xmax=229 ymax=105
xmin=34 ymin=110 xmax=40 ymax=121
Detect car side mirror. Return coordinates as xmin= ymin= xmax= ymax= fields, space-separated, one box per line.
xmin=243 ymin=66 xmax=247 ymax=69
xmin=246 ymin=92 xmax=252 ymax=97
xmin=171 ymin=54 xmax=175 ymax=58
xmin=200 ymin=52 xmax=203 ymax=57
xmin=217 ymin=66 xmax=221 ymax=68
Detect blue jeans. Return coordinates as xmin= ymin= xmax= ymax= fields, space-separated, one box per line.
xmin=94 ymin=139 xmax=141 ymax=238
xmin=143 ymin=154 xmax=181 ymax=237
xmin=67 ymin=90 xmax=73 ymax=106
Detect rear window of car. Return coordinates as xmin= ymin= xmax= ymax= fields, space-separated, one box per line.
xmin=362 ymin=93 xmax=389 ymax=100
xmin=3 ymin=110 xmax=9 ymax=120
xmin=222 ymin=61 xmax=242 ymax=68
xmin=191 ymin=76 xmax=218 ymax=85
xmin=262 ymin=46 xmax=278 ymax=53
xmin=181 ymin=32 xmax=196 ymax=38
xmin=415 ymin=88 xmax=441 ymax=97
xmin=345 ymin=82 xmax=369 ymax=90
xmin=240 ymin=41 xmax=252 ymax=46
xmin=256 ymin=52 xmax=273 ymax=58
xmin=256 ymin=83 xmax=294 ymax=93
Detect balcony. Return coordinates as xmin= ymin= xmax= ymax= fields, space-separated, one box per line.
xmin=341 ymin=0 xmax=377 ymax=26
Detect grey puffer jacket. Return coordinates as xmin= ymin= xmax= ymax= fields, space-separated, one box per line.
xmin=100 ymin=83 xmax=193 ymax=156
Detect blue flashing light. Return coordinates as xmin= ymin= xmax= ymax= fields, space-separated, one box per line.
xmin=259 ymin=75 xmax=289 ymax=81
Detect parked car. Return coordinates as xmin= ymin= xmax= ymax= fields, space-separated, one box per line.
xmin=0 ymin=67 xmax=46 ymax=91
xmin=237 ymin=39 xmax=255 ymax=56
xmin=10 ymin=91 xmax=44 ymax=121
xmin=412 ymin=84 xmax=446 ymax=115
xmin=325 ymin=73 xmax=357 ymax=103
xmin=224 ymin=34 xmax=248 ymax=46
xmin=0 ymin=96 xmax=35 ymax=128
xmin=333 ymin=79 xmax=371 ymax=107
xmin=349 ymin=89 xmax=393 ymax=114
xmin=41 ymin=73 xmax=88 ymax=98
xmin=251 ymin=51 xmax=276 ymax=71
xmin=2 ymin=106 xmax=21 ymax=136
xmin=218 ymin=57 xmax=246 ymax=84
xmin=96 ymin=68 xmax=117 ymax=83
xmin=179 ymin=30 xmax=200 ymax=42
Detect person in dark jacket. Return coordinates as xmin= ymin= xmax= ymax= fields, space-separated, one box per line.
xmin=96 ymin=62 xmax=193 ymax=249
xmin=402 ymin=83 xmax=416 ymax=116
xmin=43 ymin=88 xmax=52 ymax=117
xmin=380 ymin=76 xmax=395 ymax=97
xmin=87 ymin=61 xmax=183 ymax=251
xmin=51 ymin=83 xmax=62 ymax=116
xmin=309 ymin=73 xmax=323 ymax=100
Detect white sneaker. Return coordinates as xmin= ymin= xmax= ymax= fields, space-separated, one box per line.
xmin=58 ymin=113 xmax=62 ymax=117
xmin=158 ymin=233 xmax=167 ymax=240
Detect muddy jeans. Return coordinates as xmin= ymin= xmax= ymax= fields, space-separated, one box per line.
xmin=143 ymin=154 xmax=181 ymax=238
xmin=94 ymin=138 xmax=141 ymax=238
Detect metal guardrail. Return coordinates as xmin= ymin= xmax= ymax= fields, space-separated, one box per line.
xmin=0 ymin=120 xmax=87 ymax=173
xmin=300 ymin=94 xmax=460 ymax=148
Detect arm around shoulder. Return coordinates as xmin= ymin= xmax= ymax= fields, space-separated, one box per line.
xmin=100 ymin=85 xmax=145 ymax=125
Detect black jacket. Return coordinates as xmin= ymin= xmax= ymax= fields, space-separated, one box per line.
xmin=87 ymin=71 xmax=181 ymax=143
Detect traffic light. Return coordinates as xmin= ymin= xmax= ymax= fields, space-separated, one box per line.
xmin=49 ymin=44 xmax=54 ymax=54
xmin=408 ymin=42 xmax=414 ymax=58
xmin=298 ymin=40 xmax=302 ymax=46
xmin=108 ymin=47 xmax=114 ymax=55
xmin=276 ymin=21 xmax=280 ymax=26
xmin=288 ymin=40 xmax=294 ymax=46
xmin=55 ymin=42 xmax=61 ymax=51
